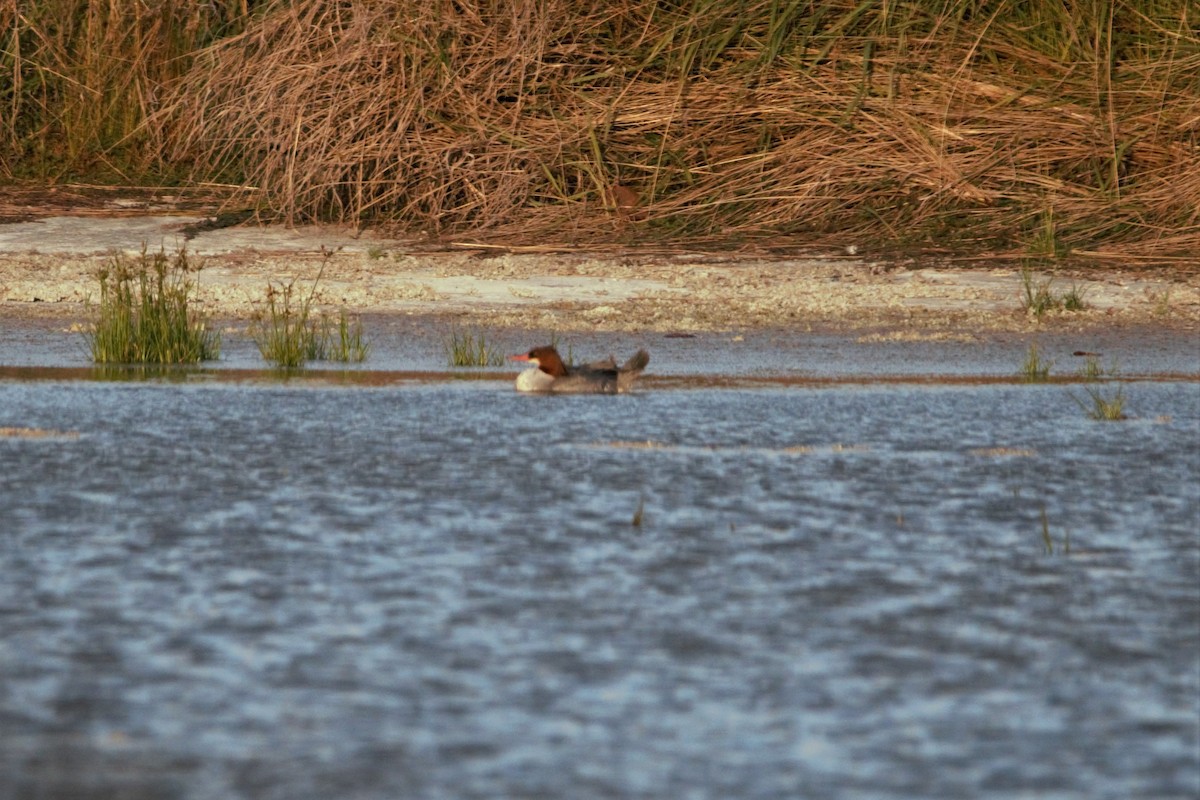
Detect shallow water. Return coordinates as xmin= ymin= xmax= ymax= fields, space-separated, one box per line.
xmin=1 ymin=378 xmax=1197 ymax=799
xmin=4 ymin=313 xmax=1199 ymax=378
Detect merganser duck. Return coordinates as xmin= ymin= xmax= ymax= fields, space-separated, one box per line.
xmin=509 ymin=345 xmax=649 ymax=394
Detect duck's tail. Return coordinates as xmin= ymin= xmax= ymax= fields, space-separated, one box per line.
xmin=621 ymin=349 xmax=650 ymax=374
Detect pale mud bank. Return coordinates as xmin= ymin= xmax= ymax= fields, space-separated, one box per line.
xmin=0 ymin=214 xmax=1196 ymax=334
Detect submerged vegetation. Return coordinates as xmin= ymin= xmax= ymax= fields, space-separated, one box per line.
xmin=2 ymin=1 xmax=1198 ymax=256
xmin=87 ymin=248 xmax=219 ymax=364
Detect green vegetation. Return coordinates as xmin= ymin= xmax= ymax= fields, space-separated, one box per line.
xmin=254 ymin=292 xmax=369 ymax=368
xmin=1026 ymin=207 xmax=1071 ymax=261
xmin=1019 ymin=342 xmax=1053 ymax=382
xmin=327 ymin=310 xmax=370 ymax=363
xmin=1077 ymin=354 xmax=1120 ymax=382
xmin=446 ymin=329 xmax=504 ymax=368
xmin=4 ymin=1 xmax=1198 ymax=257
xmin=1073 ymin=384 xmax=1128 ymax=421
xmin=1061 ymin=285 xmax=1088 ymax=312
xmin=1020 ymin=268 xmax=1058 ymax=317
xmin=87 ymin=247 xmax=219 ymax=364
xmin=1040 ymin=505 xmax=1071 ymax=556
xmin=252 ymin=256 xmax=368 ymax=368
xmin=0 ymin=3 xmax=248 ymax=180
xmin=1020 ymin=267 xmax=1088 ymax=317
xmin=252 ymin=277 xmax=321 ymax=369
xmin=1068 ymin=357 xmax=1128 ymax=419
xmin=1079 ymin=355 xmax=1104 ymax=382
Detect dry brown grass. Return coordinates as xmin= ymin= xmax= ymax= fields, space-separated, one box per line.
xmin=5 ymin=1 xmax=1198 ymax=258
xmin=0 ymin=2 xmax=250 ymax=180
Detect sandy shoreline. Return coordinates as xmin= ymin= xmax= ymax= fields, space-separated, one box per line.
xmin=1 ymin=214 xmax=1197 ymax=334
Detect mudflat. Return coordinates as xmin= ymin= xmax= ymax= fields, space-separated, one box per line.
xmin=1 ymin=211 xmax=1196 ymax=335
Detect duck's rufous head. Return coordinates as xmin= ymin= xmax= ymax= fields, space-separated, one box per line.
xmin=509 ymin=346 xmax=567 ymax=377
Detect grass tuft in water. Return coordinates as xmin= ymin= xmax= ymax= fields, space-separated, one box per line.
xmin=88 ymin=246 xmax=219 ymax=364
xmin=1020 ymin=342 xmax=1053 ymax=382
xmin=1040 ymin=505 xmax=1053 ymax=554
xmin=1079 ymin=355 xmax=1103 ymax=381
xmin=328 ymin=309 xmax=369 ymax=363
xmin=1072 ymin=384 xmax=1127 ymax=421
xmin=1077 ymin=354 xmax=1120 ymax=382
xmin=252 ymin=250 xmax=368 ymax=368
xmin=252 ymin=275 xmax=321 ymax=369
xmin=446 ymin=328 xmax=504 ymax=367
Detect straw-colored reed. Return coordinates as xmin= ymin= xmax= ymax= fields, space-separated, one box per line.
xmin=0 ymin=2 xmax=249 ymax=180
xmin=3 ymin=1 xmax=1198 ymax=258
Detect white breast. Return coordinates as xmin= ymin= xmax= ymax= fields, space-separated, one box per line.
xmin=515 ymin=367 xmax=556 ymax=392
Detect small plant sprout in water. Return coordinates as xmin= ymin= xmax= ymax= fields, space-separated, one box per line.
xmin=1020 ymin=342 xmax=1053 ymax=382
xmin=88 ymin=246 xmax=220 ymax=364
xmin=1079 ymin=355 xmax=1104 ymax=381
xmin=1040 ymin=505 xmax=1071 ymax=555
xmin=1075 ymin=353 xmax=1118 ymax=382
xmin=446 ymin=328 xmax=504 ymax=367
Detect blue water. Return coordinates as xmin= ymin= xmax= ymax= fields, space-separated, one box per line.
xmin=1 ymin=379 xmax=1198 ymax=799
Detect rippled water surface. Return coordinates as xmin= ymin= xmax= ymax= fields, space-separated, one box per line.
xmin=1 ymin=378 xmax=1198 ymax=799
